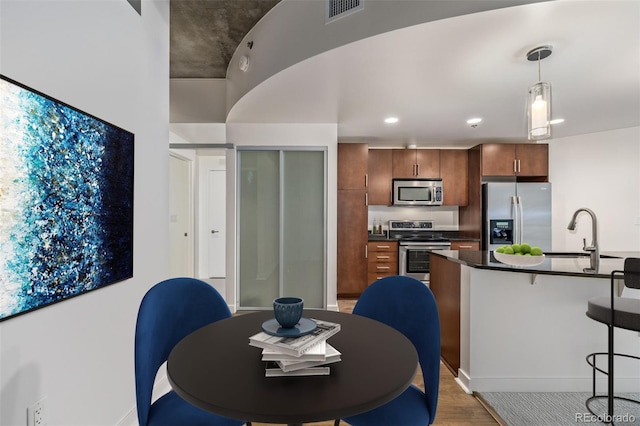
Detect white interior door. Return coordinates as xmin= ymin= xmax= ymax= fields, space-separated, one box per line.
xmin=207 ymin=169 xmax=226 ymax=278
xmin=169 ymin=154 xmax=193 ymax=277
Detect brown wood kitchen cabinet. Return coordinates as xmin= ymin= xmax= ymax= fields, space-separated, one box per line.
xmin=392 ymin=149 xmax=440 ymax=178
xmin=429 ymin=254 xmax=461 ymax=376
xmin=367 ymin=149 xmax=393 ymax=206
xmin=367 ymin=241 xmax=398 ymax=284
xmin=480 ymin=143 xmax=548 ymax=177
xmin=450 ymin=240 xmax=479 ymax=250
xmin=337 ymin=190 xmax=368 ymax=297
xmin=337 ymin=143 xmax=368 ymax=298
xmin=338 ymin=143 xmax=368 ymax=189
xmin=439 ymin=149 xmax=468 ymax=206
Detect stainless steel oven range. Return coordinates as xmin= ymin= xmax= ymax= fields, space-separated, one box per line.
xmin=390 ymin=220 xmax=451 ymax=287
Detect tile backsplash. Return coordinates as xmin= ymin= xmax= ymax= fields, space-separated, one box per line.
xmin=368 ymin=205 xmax=459 ymax=232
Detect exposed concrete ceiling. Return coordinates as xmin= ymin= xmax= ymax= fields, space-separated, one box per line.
xmin=170 ymin=0 xmax=280 ymax=78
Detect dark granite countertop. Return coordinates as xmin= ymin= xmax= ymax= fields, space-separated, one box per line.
xmin=367 ymin=233 xmax=480 ymax=243
xmin=431 ymin=250 xmax=640 ymax=279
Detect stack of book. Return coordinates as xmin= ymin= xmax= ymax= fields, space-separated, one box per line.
xmin=249 ymin=318 xmax=341 ymax=377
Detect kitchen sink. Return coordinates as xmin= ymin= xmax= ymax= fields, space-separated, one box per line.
xmin=544 ymin=252 xmax=622 ymax=259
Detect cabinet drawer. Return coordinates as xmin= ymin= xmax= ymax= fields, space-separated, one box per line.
xmin=451 ymin=241 xmax=479 ymax=250
xmin=367 ymin=271 xmax=397 ymax=284
xmin=368 ymin=251 xmax=398 ymax=263
xmin=367 ymin=262 xmax=398 ymax=274
xmin=367 ymin=241 xmax=398 ymax=253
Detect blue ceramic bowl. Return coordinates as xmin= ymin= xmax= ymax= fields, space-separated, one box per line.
xmin=273 ymin=297 xmax=304 ymax=328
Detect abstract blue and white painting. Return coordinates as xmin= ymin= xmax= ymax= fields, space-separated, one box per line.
xmin=0 ymin=75 xmax=134 ymax=321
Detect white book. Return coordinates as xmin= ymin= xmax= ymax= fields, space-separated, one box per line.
xmin=264 ymin=361 xmax=331 ymax=377
xmin=276 ymin=344 xmax=341 ymax=372
xmin=262 ymin=340 xmax=327 ymax=362
xmin=249 ymin=318 xmax=341 ymax=358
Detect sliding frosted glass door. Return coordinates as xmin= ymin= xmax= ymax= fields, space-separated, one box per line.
xmin=238 ymin=149 xmax=326 ymax=309
xmin=238 ymin=151 xmax=280 ymax=307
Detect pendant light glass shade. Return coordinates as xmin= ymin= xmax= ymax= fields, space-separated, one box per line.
xmin=528 ymin=81 xmax=551 ymax=140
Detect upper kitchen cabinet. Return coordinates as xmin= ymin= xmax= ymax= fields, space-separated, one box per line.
xmin=367 ymin=149 xmax=393 ymax=206
xmin=440 ymin=149 xmax=468 ymax=206
xmin=392 ymin=149 xmax=440 ymax=178
xmin=480 ymin=143 xmax=548 ymax=178
xmin=338 ymin=143 xmax=368 ymax=189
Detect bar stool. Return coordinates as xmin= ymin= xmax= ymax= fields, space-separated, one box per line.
xmin=585 ymin=257 xmax=640 ymax=424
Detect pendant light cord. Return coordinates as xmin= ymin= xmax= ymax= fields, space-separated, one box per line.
xmin=538 ymin=54 xmax=542 ymax=82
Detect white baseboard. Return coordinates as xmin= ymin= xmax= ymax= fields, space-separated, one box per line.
xmin=327 ymin=303 xmax=339 ymax=312
xmin=464 ymin=376 xmax=640 ymax=393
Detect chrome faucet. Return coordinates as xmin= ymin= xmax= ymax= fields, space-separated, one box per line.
xmin=567 ymin=208 xmax=599 ymax=272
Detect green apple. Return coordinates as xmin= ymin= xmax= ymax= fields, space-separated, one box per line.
xmin=530 ymin=246 xmax=543 ymax=256
xmin=503 ymin=246 xmax=514 ymax=254
xmin=520 ymin=243 xmax=531 ymax=254
xmin=511 ymin=243 xmax=521 ymax=253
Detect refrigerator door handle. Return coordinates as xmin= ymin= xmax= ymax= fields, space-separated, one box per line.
xmin=511 ymin=196 xmax=518 ymax=244
xmin=517 ymin=196 xmax=524 ymax=244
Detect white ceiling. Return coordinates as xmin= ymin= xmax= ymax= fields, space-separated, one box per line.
xmin=226 ymin=0 xmax=640 ymax=148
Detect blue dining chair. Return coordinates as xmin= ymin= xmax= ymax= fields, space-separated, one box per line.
xmin=340 ymin=275 xmax=441 ymax=426
xmin=134 ymin=277 xmax=247 ymax=426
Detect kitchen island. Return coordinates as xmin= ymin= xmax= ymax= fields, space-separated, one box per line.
xmin=430 ymin=250 xmax=640 ymax=393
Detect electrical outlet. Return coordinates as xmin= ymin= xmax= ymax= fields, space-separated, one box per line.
xmin=27 ymin=398 xmax=47 ymax=426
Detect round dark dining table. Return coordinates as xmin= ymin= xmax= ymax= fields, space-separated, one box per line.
xmin=167 ymin=309 xmax=418 ymax=425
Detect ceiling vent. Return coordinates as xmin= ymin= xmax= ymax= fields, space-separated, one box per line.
xmin=326 ymin=0 xmax=364 ymax=23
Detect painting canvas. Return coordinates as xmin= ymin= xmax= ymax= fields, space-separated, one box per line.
xmin=0 ymin=75 xmax=134 ymax=321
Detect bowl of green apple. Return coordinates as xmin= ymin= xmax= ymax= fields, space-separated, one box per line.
xmin=493 ymin=243 xmax=545 ymax=266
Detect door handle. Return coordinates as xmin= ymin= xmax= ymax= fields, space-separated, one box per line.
xmin=211 ymin=230 xmax=219 ymax=234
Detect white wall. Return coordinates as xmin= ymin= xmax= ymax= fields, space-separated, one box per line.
xmin=170 ymin=79 xmax=227 ymax=123
xmin=0 ymin=1 xmax=169 ymax=425
xmin=226 ymin=123 xmax=339 ymax=311
xmin=549 ymin=126 xmax=640 ymax=252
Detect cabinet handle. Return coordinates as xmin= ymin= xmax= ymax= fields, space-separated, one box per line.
xmin=416 ymin=163 xmax=420 ymax=176
xmin=517 ymin=159 xmax=521 ymax=173
xmin=365 ymin=173 xmax=368 ymax=187
xmin=365 ymin=193 xmax=368 ymax=206
xmin=365 ymin=245 xmax=368 ymax=259
xmin=376 ymin=245 xmax=390 ymax=249
xmin=514 ymin=159 xmax=517 ymax=173
xmin=376 ymin=255 xmax=390 ymax=259
xmin=376 ymin=266 xmax=390 ymax=270
xmin=458 ymin=245 xmax=473 ymax=249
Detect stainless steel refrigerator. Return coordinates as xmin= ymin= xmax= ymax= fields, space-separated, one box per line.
xmin=482 ymin=182 xmax=552 ymax=252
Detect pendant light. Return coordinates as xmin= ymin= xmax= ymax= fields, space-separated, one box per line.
xmin=526 ymin=46 xmax=552 ymax=140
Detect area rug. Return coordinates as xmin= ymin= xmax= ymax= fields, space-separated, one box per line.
xmin=478 ymin=392 xmax=640 ymax=426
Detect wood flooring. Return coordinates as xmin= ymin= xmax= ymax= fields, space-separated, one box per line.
xmin=252 ymin=299 xmax=500 ymax=426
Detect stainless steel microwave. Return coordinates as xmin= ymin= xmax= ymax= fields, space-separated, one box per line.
xmin=392 ymin=178 xmax=443 ymax=206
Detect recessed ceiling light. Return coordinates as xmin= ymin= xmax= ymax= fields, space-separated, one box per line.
xmin=466 ymin=118 xmax=482 ymax=125
xmin=384 ymin=117 xmax=399 ymax=124
xmin=550 ymin=118 xmax=565 ymax=124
